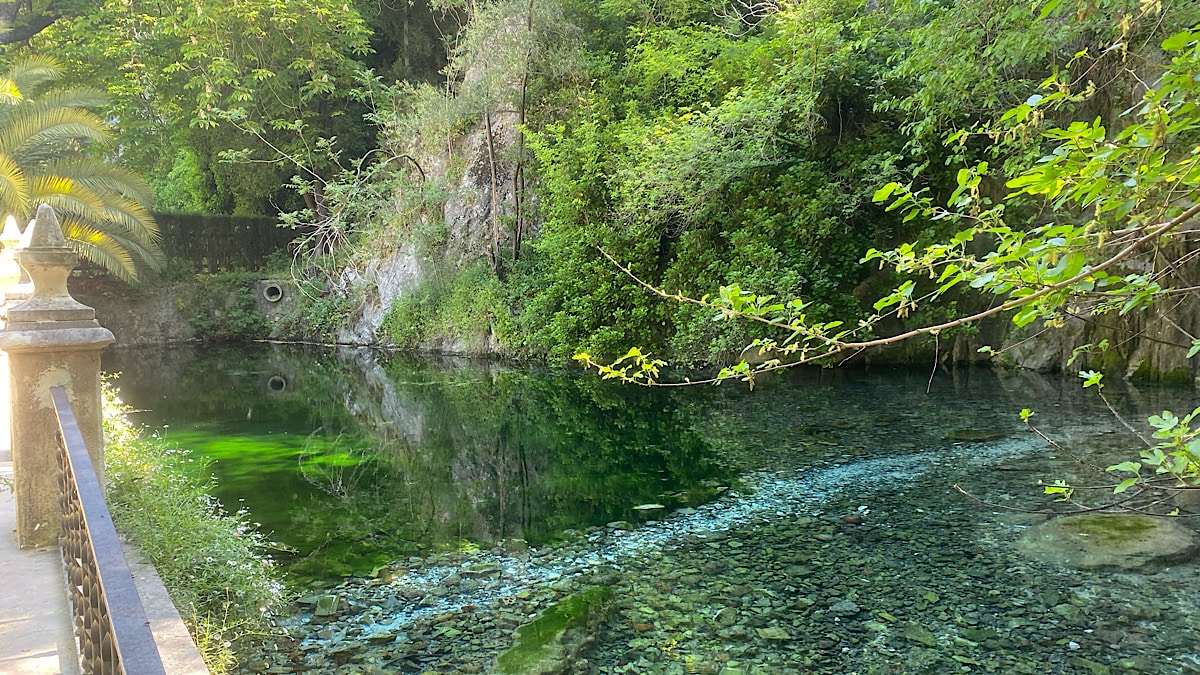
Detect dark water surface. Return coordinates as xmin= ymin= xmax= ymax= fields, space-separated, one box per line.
xmin=103 ymin=345 xmax=1200 ymax=673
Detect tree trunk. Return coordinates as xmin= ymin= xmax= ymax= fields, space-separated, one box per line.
xmin=484 ymin=109 xmax=504 ymax=281
xmin=513 ymin=0 xmax=534 ymax=262
xmin=305 ymin=179 xmax=334 ymax=254
xmin=402 ymin=0 xmax=411 ymax=74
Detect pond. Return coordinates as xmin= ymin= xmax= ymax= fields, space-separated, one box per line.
xmin=104 ymin=345 xmax=1200 ymax=674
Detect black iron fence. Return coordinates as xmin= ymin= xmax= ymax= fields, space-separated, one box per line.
xmin=52 ymin=385 xmax=167 ymax=675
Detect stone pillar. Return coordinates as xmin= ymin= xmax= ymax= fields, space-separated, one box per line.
xmin=0 ymin=204 xmax=114 ymax=548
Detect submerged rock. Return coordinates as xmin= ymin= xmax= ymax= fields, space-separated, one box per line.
xmin=494 ymin=586 xmax=613 ymax=675
xmin=755 ymin=626 xmax=791 ymax=640
xmin=901 ymin=622 xmax=938 ymax=647
xmin=1017 ymin=513 xmax=1200 ymax=572
xmin=828 ymin=599 xmax=860 ymax=618
xmin=314 ymin=594 xmax=342 ymax=616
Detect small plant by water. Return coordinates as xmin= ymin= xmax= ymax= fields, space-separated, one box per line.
xmin=102 ymin=384 xmax=286 ymax=672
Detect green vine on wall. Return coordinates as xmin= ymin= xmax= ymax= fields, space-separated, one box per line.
xmin=176 ymin=272 xmax=270 ymax=343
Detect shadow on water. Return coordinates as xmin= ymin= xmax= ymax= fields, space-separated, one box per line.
xmin=104 ymin=344 xmax=736 ymax=585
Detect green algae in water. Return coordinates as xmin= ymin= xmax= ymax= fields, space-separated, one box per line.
xmin=495 ymin=586 xmax=613 ymax=674
xmin=1061 ymin=513 xmax=1159 ymax=543
xmin=105 ymin=344 xmax=737 ymax=586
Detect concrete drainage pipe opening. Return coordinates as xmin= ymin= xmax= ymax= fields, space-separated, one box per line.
xmin=263 ymin=282 xmax=284 ymax=303
xmin=267 ymin=375 xmax=287 ymax=393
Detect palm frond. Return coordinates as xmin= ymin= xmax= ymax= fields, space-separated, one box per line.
xmin=36 ymin=183 xmax=162 ymax=274
xmin=25 ymin=89 xmax=111 ymax=117
xmin=102 ymin=203 xmax=162 ymax=257
xmin=0 ymin=124 xmax=109 ymax=163
xmin=84 ymin=221 xmax=162 ymax=273
xmin=0 ymin=107 xmax=113 ymax=160
xmin=61 ymin=219 xmax=138 ymax=283
xmin=5 ymin=56 xmax=62 ymax=99
xmin=34 ymin=170 xmax=158 ymax=245
xmin=0 ymin=57 xmax=163 ymax=282
xmin=41 ymin=158 xmax=156 ymax=206
xmin=32 ymin=178 xmax=109 ymax=221
xmin=0 ymin=153 xmax=29 ymax=217
xmin=0 ymin=78 xmax=22 ymax=106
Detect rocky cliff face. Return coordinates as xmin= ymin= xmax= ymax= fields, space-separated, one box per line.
xmin=1003 ymin=238 xmax=1200 ymax=384
xmin=1005 ymin=298 xmax=1200 ymax=384
xmin=334 ymin=108 xmax=524 ymax=350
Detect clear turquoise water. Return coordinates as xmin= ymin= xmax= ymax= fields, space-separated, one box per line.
xmin=105 ymin=345 xmax=1200 ymax=672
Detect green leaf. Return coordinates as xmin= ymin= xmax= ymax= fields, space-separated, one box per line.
xmin=1162 ymin=30 xmax=1196 ymax=52
xmin=1036 ymin=0 xmax=1063 ymax=20
xmin=1012 ymin=305 xmax=1040 ymax=328
xmin=872 ymin=182 xmax=898 ymax=203
xmin=1106 ymin=461 xmax=1141 ymax=474
xmin=1187 ymin=339 xmax=1200 ymax=359
xmin=1113 ymin=477 xmax=1138 ymax=494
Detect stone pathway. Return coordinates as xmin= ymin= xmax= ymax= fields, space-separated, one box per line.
xmin=0 ymin=458 xmax=80 ymax=675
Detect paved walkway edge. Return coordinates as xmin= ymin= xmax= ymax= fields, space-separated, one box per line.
xmin=1 ymin=460 xmax=209 ymax=674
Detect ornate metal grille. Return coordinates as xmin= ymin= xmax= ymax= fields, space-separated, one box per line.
xmin=53 ymin=385 xmax=167 ymax=675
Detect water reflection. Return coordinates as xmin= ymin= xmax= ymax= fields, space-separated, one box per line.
xmin=105 ymin=344 xmax=1197 ymax=586
xmin=106 ymin=346 xmax=1200 ymax=672
xmin=104 ymin=345 xmax=733 ymax=583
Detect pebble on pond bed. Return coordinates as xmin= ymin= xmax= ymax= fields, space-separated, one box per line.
xmin=249 ymin=419 xmax=1200 ymax=675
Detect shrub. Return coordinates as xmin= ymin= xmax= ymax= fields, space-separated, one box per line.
xmin=103 ymin=385 xmax=285 ymax=672
xmin=177 ymin=271 xmax=269 ymax=342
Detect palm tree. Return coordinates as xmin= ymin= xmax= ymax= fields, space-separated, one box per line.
xmin=0 ymin=56 xmax=162 ymax=282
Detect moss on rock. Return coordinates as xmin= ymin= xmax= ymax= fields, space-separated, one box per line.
xmin=494 ymin=586 xmax=613 ymax=675
xmin=1017 ymin=513 xmax=1200 ymax=572
xmin=1130 ymin=360 xmax=1192 ymax=384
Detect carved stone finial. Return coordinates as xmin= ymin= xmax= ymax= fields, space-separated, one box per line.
xmin=6 ymin=204 xmax=97 ymax=327
xmin=25 ymin=203 xmax=68 ymax=249
xmin=0 ymin=216 xmax=23 ymax=302
xmin=1 ymin=216 xmax=20 ymax=248
xmin=17 ymin=218 xmax=33 ymax=249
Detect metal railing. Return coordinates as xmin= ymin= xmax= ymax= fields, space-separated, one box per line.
xmin=52 ymin=385 xmax=167 ymax=675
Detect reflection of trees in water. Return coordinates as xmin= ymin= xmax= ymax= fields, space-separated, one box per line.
xmin=366 ymin=359 xmax=730 ymax=546
xmin=106 ymin=344 xmax=733 ymax=566
xmin=297 ymin=430 xmax=366 ymax=501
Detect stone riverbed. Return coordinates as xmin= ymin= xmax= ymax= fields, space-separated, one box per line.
xmin=242 ymin=418 xmax=1200 ymax=675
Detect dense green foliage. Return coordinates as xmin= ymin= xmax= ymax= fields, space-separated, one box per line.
xmin=178 ymin=271 xmax=270 ymax=342
xmin=579 ymin=13 xmax=1200 ymax=506
xmin=103 ymin=386 xmax=283 ymax=672
xmin=290 ymin=0 xmax=1193 ymax=365
xmin=7 ymin=0 xmax=454 ymax=256
xmin=31 ymin=0 xmax=371 ymax=188
xmin=4 ymin=0 xmax=1197 ymax=364
xmin=380 ymin=261 xmax=516 ymax=350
